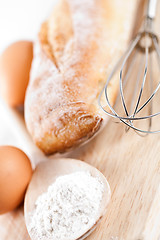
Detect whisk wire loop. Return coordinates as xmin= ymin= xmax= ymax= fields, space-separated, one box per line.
xmin=119 ymin=35 xmax=141 ymax=118
xmin=98 ymin=7 xmax=160 ymax=134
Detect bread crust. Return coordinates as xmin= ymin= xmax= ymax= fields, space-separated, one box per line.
xmin=25 ymin=0 xmax=138 ymax=154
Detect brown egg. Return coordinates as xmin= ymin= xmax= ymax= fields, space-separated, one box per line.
xmin=0 ymin=41 xmax=33 ymax=107
xmin=0 ymin=146 xmax=32 ymax=214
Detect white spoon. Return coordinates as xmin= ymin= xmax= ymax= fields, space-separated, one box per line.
xmin=24 ymin=158 xmax=111 ymax=240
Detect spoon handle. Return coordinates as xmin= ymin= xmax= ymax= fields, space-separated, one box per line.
xmin=0 ymin=99 xmax=46 ymax=168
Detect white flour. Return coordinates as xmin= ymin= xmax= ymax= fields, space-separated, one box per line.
xmin=29 ymin=171 xmax=104 ymax=240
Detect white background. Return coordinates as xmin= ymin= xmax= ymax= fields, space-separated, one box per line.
xmin=0 ymin=0 xmax=57 ymax=53
xmin=0 ymin=0 xmax=56 ymax=146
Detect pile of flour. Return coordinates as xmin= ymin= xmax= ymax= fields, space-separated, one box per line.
xmin=29 ymin=171 xmax=104 ymax=240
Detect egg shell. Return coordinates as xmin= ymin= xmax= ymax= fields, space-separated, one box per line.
xmin=0 ymin=146 xmax=32 ymax=214
xmin=0 ymin=41 xmax=33 ymax=107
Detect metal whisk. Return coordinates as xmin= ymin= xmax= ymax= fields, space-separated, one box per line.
xmin=98 ymin=0 xmax=160 ymax=134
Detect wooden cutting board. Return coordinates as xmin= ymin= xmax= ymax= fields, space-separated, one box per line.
xmin=1 ymin=100 xmax=160 ymax=240
xmin=1 ymin=2 xmax=160 ymax=240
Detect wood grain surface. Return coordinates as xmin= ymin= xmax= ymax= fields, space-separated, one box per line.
xmin=1 ymin=111 xmax=160 ymax=240
xmin=1 ymin=1 xmax=160 ymax=240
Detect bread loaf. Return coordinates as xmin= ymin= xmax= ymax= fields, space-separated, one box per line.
xmin=25 ymin=0 xmax=138 ymax=154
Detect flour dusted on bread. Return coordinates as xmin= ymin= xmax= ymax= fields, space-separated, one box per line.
xmin=25 ymin=0 xmax=139 ymax=154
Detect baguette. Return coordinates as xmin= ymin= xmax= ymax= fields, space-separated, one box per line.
xmin=25 ymin=0 xmax=138 ymax=155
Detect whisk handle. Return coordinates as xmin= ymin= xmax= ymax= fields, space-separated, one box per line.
xmin=147 ymin=0 xmax=157 ymax=19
